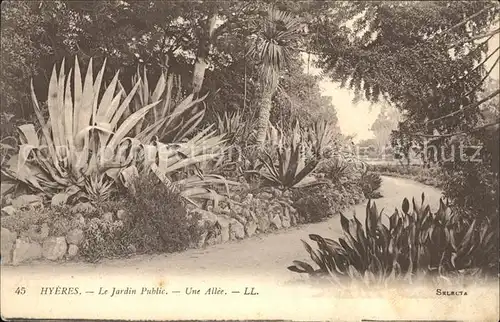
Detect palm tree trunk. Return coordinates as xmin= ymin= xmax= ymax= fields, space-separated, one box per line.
xmin=191 ymin=10 xmax=218 ymax=97
xmin=192 ymin=58 xmax=209 ymax=97
xmin=255 ymin=82 xmax=278 ymax=146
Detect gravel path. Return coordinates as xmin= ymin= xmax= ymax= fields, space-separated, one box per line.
xmin=2 ymin=176 xmax=444 ymax=283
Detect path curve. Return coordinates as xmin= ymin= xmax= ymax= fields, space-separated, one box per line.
xmin=2 ymin=176 xmax=443 ymax=283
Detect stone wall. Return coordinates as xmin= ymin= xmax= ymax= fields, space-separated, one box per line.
xmin=192 ymin=188 xmax=300 ymax=247
xmin=1 ymin=194 xmax=98 ymax=265
xmin=1 ymin=189 xmax=299 ymax=265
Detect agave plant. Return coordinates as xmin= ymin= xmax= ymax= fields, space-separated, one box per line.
xmin=266 ymin=121 xmax=286 ymax=149
xmin=259 ymin=122 xmax=322 ymax=190
xmin=234 ymin=121 xmax=284 ymax=181
xmin=127 ymin=66 xmax=208 ymax=144
xmin=303 ymin=120 xmax=339 ymax=159
xmin=288 ymin=194 xmax=498 ymax=285
xmin=83 ymin=173 xmax=114 ymax=203
xmin=118 ymin=125 xmax=241 ymax=208
xmin=318 ymin=155 xmax=349 ymax=180
xmin=215 ymin=110 xmax=245 ymax=144
xmin=1 ymin=56 xmax=160 ymax=201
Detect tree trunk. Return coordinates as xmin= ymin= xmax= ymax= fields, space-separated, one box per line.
xmin=255 ymin=82 xmax=278 ymax=146
xmin=192 ymin=58 xmax=209 ymax=97
xmin=191 ymin=10 xmax=218 ymax=97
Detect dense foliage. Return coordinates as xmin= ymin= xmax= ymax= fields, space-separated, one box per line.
xmin=369 ymin=164 xmax=445 ymax=189
xmin=289 ymin=195 xmax=499 ymax=285
xmin=310 ymin=1 xmax=499 ymax=222
xmin=360 ymin=172 xmax=383 ymax=199
xmin=118 ymin=174 xmax=205 ymax=254
xmin=80 ymin=174 xmax=205 ymax=262
xmin=0 ymin=1 xmax=498 ymax=276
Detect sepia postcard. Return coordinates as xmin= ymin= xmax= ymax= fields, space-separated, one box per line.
xmin=1 ymin=1 xmax=499 ymax=321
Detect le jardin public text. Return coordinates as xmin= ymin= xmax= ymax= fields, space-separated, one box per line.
xmin=38 ymin=286 xmax=259 ymax=297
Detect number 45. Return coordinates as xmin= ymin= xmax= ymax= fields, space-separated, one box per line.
xmin=15 ymin=287 xmax=26 ymax=295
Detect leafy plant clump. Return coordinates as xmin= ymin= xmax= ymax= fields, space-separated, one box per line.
xmin=288 ymin=194 xmax=499 ymax=286
xmin=2 ymin=56 xmax=160 ymax=201
xmin=259 ymin=122 xmax=322 ymax=190
xmin=360 ymin=172 xmax=383 ymax=199
xmin=80 ymin=174 xmax=206 ymax=262
xmin=1 ymin=57 xmax=220 ymax=207
xmin=317 ymin=156 xmax=351 ymax=183
xmin=79 ymin=217 xmax=132 ymax=263
xmin=292 ymin=155 xmax=366 ymax=223
xmin=369 ymin=164 xmax=445 ymax=189
xmin=120 ymin=174 xmax=205 ymax=254
xmin=292 ymin=180 xmax=365 ymax=223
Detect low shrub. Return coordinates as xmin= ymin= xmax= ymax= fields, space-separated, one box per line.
xmin=292 ymin=182 xmax=339 ymax=223
xmin=369 ymin=164 xmax=445 ymax=188
xmin=292 ymin=179 xmax=364 ymax=223
xmin=368 ymin=163 xmax=421 ymax=176
xmin=1 ymin=207 xmax=50 ymax=233
xmin=1 ymin=204 xmax=85 ymax=236
xmin=80 ymin=174 xmax=205 ymax=262
xmin=119 ymin=174 xmax=205 ymax=254
xmin=288 ymin=194 xmax=498 ymax=285
xmin=360 ymin=172 xmax=382 ymax=199
xmin=79 ymin=218 xmax=132 ymax=262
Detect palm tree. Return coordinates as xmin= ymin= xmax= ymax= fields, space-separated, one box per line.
xmin=248 ymin=6 xmax=304 ymax=146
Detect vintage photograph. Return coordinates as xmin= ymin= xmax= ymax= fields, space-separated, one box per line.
xmin=1 ymin=0 xmax=499 ymax=320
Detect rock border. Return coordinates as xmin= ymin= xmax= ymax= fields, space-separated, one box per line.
xmin=0 ymin=189 xmax=300 ymax=265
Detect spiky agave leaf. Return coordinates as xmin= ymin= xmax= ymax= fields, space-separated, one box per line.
xmin=138 ymin=126 xmax=237 ymax=207
xmin=84 ymin=173 xmax=115 ymax=202
xmin=4 ymin=56 xmax=159 ymax=199
xmin=305 ymin=120 xmax=339 ymax=158
xmin=130 ymin=66 xmax=207 ymax=143
xmin=259 ymin=124 xmax=320 ymax=189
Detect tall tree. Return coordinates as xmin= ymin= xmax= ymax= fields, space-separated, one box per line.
xmin=370 ymin=105 xmax=400 ymax=153
xmin=310 ymin=1 xmax=499 ymax=138
xmin=247 ymin=6 xmax=304 ymax=145
xmin=1 ymin=1 xmax=264 ymax=115
xmin=309 ymin=1 xmax=499 ymax=218
xmin=271 ymin=54 xmax=339 ymax=129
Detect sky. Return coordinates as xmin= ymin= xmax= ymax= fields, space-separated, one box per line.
xmin=303 ymin=54 xmax=384 ymax=142
xmin=305 ymin=31 xmax=500 ymax=143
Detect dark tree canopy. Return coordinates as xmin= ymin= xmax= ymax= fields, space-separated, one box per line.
xmin=311 ymin=1 xmax=499 ymax=138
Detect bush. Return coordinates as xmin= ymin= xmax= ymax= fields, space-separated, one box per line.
xmin=80 ymin=174 xmax=205 ymax=262
xmin=119 ymin=174 xmax=204 ymax=254
xmin=288 ymin=195 xmax=499 ymax=285
xmin=369 ymin=163 xmax=445 ymax=188
xmin=79 ymin=218 xmax=132 ymax=263
xmin=360 ymin=172 xmax=382 ymax=199
xmin=441 ymin=160 xmax=499 ymax=222
xmin=292 ymin=179 xmax=364 ymax=223
xmin=1 ymin=207 xmax=49 ymax=233
xmin=292 ymin=182 xmax=339 ymax=223
xmin=1 ymin=204 xmax=85 ymax=235
xmin=317 ymin=157 xmax=352 ymax=183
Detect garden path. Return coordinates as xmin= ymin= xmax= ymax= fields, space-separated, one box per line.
xmin=2 ymin=176 xmax=443 ymax=284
